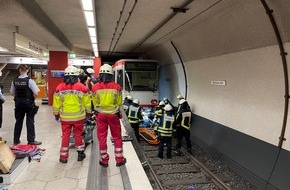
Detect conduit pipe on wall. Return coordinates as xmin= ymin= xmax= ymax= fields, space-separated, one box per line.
xmin=170 ymin=41 xmax=188 ymax=99
xmin=260 ymin=0 xmax=289 ymax=187
xmin=260 ymin=0 xmax=289 ymax=148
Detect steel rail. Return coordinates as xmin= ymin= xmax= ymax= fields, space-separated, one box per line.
xmin=181 ymin=148 xmax=230 ymax=190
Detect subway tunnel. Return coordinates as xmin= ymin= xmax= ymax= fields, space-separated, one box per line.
xmin=0 ymin=0 xmax=289 ymax=189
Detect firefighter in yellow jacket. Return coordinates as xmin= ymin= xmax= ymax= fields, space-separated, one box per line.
xmin=91 ymin=64 xmax=126 ymax=167
xmin=53 ymin=66 xmax=92 ymax=163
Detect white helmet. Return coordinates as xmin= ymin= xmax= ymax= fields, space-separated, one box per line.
xmin=133 ymin=99 xmax=140 ymax=104
xmin=177 ymin=94 xmax=184 ymax=99
xmin=126 ymin=95 xmax=133 ymax=101
xmin=179 ymin=99 xmax=186 ymax=105
xmin=159 ymin=101 xmax=165 ymax=106
xmin=64 ymin=66 xmax=79 ymax=76
xmin=99 ymin=64 xmax=113 ymax=75
xmin=86 ymin=68 xmax=95 ymax=74
xmin=164 ymin=104 xmax=173 ymax=111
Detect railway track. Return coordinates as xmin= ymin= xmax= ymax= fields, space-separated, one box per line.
xmin=140 ymin=139 xmax=231 ymax=190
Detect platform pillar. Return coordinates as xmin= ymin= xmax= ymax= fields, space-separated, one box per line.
xmin=47 ymin=51 xmax=68 ymax=105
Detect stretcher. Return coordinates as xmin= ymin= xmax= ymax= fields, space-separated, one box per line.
xmin=139 ymin=128 xmax=160 ymax=145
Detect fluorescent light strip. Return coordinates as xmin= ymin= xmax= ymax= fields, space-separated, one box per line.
xmin=84 ymin=11 xmax=95 ymax=27
xmin=90 ymin=36 xmax=97 ymax=43
xmin=88 ymin=27 xmax=96 ymax=37
xmin=81 ymin=0 xmax=93 ymax=11
xmin=81 ymin=0 xmax=99 ymax=57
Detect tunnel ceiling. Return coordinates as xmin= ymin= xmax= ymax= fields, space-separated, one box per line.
xmin=0 ymin=0 xmax=289 ymax=61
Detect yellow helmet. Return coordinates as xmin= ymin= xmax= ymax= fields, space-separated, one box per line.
xmin=164 ymin=105 xmax=173 ymax=111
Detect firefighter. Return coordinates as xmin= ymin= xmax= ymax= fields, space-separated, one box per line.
xmin=91 ymin=64 xmax=126 ymax=167
xmin=173 ymin=99 xmax=192 ymax=156
xmin=176 ymin=94 xmax=190 ymax=114
xmin=156 ymin=104 xmax=176 ymax=159
xmin=85 ymin=68 xmax=98 ymax=90
xmin=123 ymin=95 xmax=133 ymax=114
xmin=153 ymin=100 xmax=165 ymax=130
xmin=127 ymin=99 xmax=142 ymax=142
xmin=53 ymin=65 xmax=92 ymax=163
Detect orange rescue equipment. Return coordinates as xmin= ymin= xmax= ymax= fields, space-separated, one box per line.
xmin=139 ymin=128 xmax=160 ymax=145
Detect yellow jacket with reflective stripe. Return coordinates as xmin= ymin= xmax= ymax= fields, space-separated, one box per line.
xmin=157 ymin=111 xmax=176 ymax=137
xmin=91 ymin=81 xmax=122 ymax=114
xmin=53 ymin=82 xmax=92 ymax=121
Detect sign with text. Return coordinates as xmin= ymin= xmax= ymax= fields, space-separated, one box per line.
xmin=211 ymin=80 xmax=227 ymax=86
xmin=13 ymin=33 xmax=49 ymax=58
xmin=51 ymin=70 xmax=64 ymax=78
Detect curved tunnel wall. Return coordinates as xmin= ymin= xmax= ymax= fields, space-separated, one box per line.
xmin=147 ymin=0 xmax=290 ymax=189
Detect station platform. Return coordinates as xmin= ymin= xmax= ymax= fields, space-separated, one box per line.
xmin=0 ymin=96 xmax=153 ymax=190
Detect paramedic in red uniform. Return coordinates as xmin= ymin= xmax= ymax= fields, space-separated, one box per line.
xmin=53 ymin=66 xmax=92 ymax=163
xmin=92 ymin=64 xmax=126 ymax=167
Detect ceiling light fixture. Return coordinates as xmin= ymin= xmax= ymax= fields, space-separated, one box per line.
xmin=81 ymin=0 xmax=98 ymax=57
xmin=0 ymin=46 xmax=9 ymax=52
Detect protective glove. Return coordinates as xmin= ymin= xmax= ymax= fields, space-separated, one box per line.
xmin=54 ymin=114 xmax=60 ymax=122
xmin=86 ymin=113 xmax=92 ymax=120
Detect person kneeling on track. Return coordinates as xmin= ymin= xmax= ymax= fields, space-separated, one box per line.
xmin=53 ymin=65 xmax=92 ymax=164
xmin=155 ymin=104 xmax=176 ymax=159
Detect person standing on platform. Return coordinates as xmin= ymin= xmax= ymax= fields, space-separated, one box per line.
xmin=173 ymin=99 xmax=192 ymax=155
xmin=127 ymin=99 xmax=142 ymax=142
xmin=10 ymin=64 xmax=41 ymax=145
xmin=0 ymin=83 xmax=6 ymax=129
xmin=156 ymin=104 xmax=176 ymax=159
xmin=53 ymin=65 xmax=92 ymax=163
xmin=91 ymin=64 xmax=127 ymax=167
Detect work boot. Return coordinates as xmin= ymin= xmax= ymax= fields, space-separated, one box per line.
xmin=173 ymin=149 xmax=181 ymax=156
xmin=187 ymin=148 xmax=192 ymax=154
xmin=116 ymin=158 xmax=127 ymax=167
xmin=77 ymin=151 xmax=86 ymax=161
xmin=59 ymin=158 xmax=68 ymax=164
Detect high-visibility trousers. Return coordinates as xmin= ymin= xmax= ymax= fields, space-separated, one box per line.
xmin=59 ymin=119 xmax=85 ymax=160
xmin=96 ymin=113 xmax=124 ymax=164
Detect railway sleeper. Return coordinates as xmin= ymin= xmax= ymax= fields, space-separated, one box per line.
xmin=151 ymin=159 xmax=189 ymax=165
xmin=162 ymin=178 xmax=211 ymax=186
xmin=156 ymin=167 xmax=200 ymax=174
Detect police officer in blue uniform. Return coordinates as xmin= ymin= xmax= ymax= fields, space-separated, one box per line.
xmin=10 ymin=64 xmax=41 ymax=145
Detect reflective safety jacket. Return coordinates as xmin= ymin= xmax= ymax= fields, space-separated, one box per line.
xmin=176 ymin=110 xmax=192 ymax=130
xmin=53 ymin=82 xmax=91 ymax=122
xmin=127 ymin=103 xmax=142 ymax=124
xmin=157 ymin=111 xmax=176 ymax=137
xmin=91 ymin=81 xmax=122 ymax=114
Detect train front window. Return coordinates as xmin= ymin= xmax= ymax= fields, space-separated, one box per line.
xmin=125 ymin=70 xmax=157 ymax=91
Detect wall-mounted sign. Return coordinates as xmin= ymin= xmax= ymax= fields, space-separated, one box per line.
xmin=211 ymin=80 xmax=227 ymax=86
xmin=0 ymin=57 xmax=48 ymax=65
xmin=51 ymin=70 xmax=64 ymax=78
xmin=13 ymin=33 xmax=49 ymax=58
xmin=68 ymin=59 xmax=93 ymax=66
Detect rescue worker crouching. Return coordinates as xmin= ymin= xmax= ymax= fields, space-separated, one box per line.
xmin=173 ymin=99 xmax=192 ymax=156
xmin=123 ymin=95 xmax=133 ymax=114
xmin=127 ymin=99 xmax=142 ymax=142
xmin=91 ymin=64 xmax=126 ymax=167
xmin=156 ymin=104 xmax=176 ymax=159
xmin=53 ymin=66 xmax=92 ymax=163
